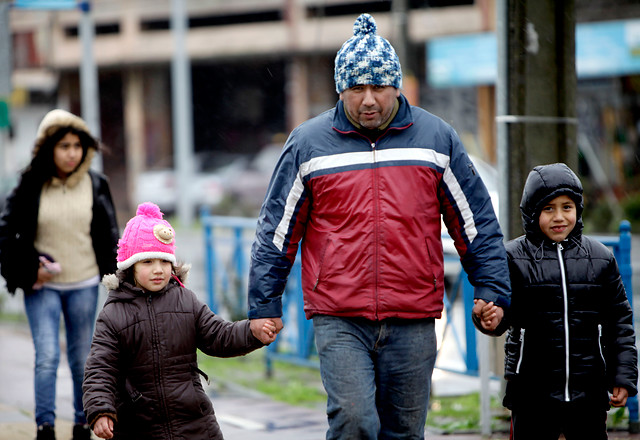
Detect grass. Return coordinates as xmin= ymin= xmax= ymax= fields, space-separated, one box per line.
xmin=197 ymin=350 xmax=327 ymax=410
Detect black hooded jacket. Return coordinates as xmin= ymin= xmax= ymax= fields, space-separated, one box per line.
xmin=503 ymin=163 xmax=637 ymax=408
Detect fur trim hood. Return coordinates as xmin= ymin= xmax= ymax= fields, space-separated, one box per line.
xmin=102 ymin=263 xmax=191 ymax=291
xmin=34 ymin=109 xmax=95 ymax=155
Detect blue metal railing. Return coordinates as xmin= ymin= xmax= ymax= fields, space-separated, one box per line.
xmin=202 ymin=215 xmax=637 ymax=427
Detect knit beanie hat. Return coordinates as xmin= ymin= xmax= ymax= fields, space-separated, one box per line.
xmin=117 ymin=202 xmax=176 ymax=270
xmin=334 ymin=13 xmax=403 ymax=94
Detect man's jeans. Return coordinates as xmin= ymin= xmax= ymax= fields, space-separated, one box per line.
xmin=24 ymin=285 xmax=99 ymax=426
xmin=313 ymin=315 xmax=437 ymax=440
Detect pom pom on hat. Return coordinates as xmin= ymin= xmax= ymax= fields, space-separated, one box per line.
xmin=334 ymin=13 xmax=402 ymax=94
xmin=117 ymin=202 xmax=176 ymax=271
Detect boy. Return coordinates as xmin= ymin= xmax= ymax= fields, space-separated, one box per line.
xmin=479 ymin=163 xmax=637 ymax=439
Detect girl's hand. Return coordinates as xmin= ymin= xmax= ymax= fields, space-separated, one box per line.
xmin=93 ymin=415 xmax=114 ymax=439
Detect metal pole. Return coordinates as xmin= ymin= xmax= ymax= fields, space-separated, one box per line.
xmin=78 ymin=1 xmax=102 ymax=171
xmin=496 ymin=0 xmax=510 ymax=239
xmin=171 ymin=0 xmax=195 ymax=227
xmin=0 ymin=1 xmax=12 ymax=189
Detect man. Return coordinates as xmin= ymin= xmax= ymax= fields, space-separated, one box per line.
xmin=248 ymin=13 xmax=510 ymax=439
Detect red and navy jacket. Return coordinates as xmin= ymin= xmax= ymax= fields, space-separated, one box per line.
xmin=248 ymin=94 xmax=510 ymax=321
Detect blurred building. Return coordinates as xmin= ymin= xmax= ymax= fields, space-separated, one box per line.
xmin=5 ymin=0 xmax=640 ymax=228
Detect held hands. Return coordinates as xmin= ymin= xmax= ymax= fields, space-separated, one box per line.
xmin=250 ymin=317 xmax=284 ymax=345
xmin=610 ymin=386 xmax=629 ymax=407
xmin=472 ymin=299 xmax=504 ymax=332
xmin=92 ymin=415 xmax=114 ymax=439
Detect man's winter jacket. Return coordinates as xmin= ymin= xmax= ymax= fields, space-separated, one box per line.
xmin=248 ymin=94 xmax=510 ymax=321
xmin=83 ymin=270 xmax=264 ymax=440
xmin=503 ymin=163 xmax=637 ymax=408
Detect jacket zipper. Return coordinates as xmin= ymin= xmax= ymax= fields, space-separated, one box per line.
xmin=515 ymin=328 xmax=526 ymax=374
xmin=371 ymin=142 xmax=380 ymax=320
xmin=598 ymin=324 xmax=606 ymax=369
xmin=148 ymin=295 xmax=174 ymax=439
xmin=557 ymin=243 xmax=570 ymax=402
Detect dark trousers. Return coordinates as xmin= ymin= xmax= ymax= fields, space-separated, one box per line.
xmin=510 ymin=396 xmax=608 ymax=440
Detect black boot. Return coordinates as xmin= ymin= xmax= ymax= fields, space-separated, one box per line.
xmin=72 ymin=423 xmax=92 ymax=440
xmin=36 ymin=423 xmax=56 ymax=440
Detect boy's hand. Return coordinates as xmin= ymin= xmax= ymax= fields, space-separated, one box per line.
xmin=250 ymin=318 xmax=283 ymax=344
xmin=93 ymin=415 xmax=114 ymax=439
xmin=473 ymin=299 xmax=504 ymax=332
xmin=610 ymin=386 xmax=629 ymax=407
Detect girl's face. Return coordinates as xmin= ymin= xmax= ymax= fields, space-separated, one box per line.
xmin=53 ymin=132 xmax=84 ymax=179
xmin=133 ymin=258 xmax=172 ymax=292
xmin=538 ymin=195 xmax=577 ymax=242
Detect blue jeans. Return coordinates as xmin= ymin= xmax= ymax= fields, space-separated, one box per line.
xmin=313 ymin=315 xmax=437 ymax=440
xmin=24 ymin=285 xmax=99 ymax=426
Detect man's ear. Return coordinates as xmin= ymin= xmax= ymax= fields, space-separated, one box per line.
xmin=339 ymin=92 xmax=344 ymax=101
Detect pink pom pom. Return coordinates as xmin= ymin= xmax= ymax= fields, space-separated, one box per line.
xmin=136 ymin=202 xmax=163 ymax=219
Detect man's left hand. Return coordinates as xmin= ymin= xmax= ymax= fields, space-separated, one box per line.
xmin=472 ymin=299 xmax=504 ymax=332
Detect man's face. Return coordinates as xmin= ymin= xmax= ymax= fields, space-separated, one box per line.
xmin=340 ymin=85 xmax=400 ymax=130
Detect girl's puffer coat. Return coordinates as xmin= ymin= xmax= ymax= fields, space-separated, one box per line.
xmin=82 ymin=268 xmax=264 ymax=440
xmin=503 ymin=164 xmax=637 ymax=409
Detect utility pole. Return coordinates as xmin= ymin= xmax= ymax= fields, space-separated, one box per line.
xmin=171 ymin=0 xmax=195 ymax=227
xmin=496 ymin=0 xmax=578 ymax=240
xmin=79 ymin=0 xmax=102 ymax=171
xmin=0 ymin=0 xmax=12 ymax=190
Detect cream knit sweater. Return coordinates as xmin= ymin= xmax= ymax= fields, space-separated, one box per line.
xmin=34 ymin=166 xmax=98 ymax=284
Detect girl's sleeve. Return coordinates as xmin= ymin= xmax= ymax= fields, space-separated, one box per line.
xmin=192 ymin=291 xmax=263 ymax=357
xmin=82 ymin=309 xmax=121 ymax=426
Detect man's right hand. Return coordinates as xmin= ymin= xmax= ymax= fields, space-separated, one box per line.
xmin=250 ymin=317 xmax=284 ymax=344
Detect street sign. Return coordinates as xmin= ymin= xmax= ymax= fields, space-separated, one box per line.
xmin=0 ymin=100 xmax=9 ymax=128
xmin=13 ymin=0 xmax=77 ymax=9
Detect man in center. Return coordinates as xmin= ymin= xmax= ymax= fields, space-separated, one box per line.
xmin=248 ymin=13 xmax=511 ymax=439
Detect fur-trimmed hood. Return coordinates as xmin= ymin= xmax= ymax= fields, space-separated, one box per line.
xmin=33 ymin=109 xmax=99 ymax=188
xmin=102 ymin=263 xmax=191 ymax=292
xmin=34 ymin=109 xmax=94 ymax=156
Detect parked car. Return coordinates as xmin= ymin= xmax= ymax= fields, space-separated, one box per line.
xmin=220 ymin=143 xmax=284 ymax=216
xmin=133 ymin=152 xmax=245 ymax=215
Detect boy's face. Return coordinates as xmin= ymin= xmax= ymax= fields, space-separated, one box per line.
xmin=538 ymin=195 xmax=577 ymax=242
xmin=133 ymin=258 xmax=172 ymax=292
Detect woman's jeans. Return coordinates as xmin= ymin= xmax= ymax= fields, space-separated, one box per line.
xmin=313 ymin=315 xmax=437 ymax=440
xmin=24 ymin=285 xmax=99 ymax=426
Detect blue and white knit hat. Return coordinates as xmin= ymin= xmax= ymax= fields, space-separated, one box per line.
xmin=334 ymin=13 xmax=402 ymax=94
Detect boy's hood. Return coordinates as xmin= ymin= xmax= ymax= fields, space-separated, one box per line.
xmin=519 ymin=163 xmax=584 ymax=243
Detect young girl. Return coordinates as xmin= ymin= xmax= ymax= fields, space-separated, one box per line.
xmin=0 ymin=109 xmax=119 ymax=440
xmin=479 ymin=163 xmax=637 ymax=439
xmin=82 ymin=202 xmax=277 ymax=439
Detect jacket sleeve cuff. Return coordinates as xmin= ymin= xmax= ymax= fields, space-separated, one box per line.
xmin=88 ymin=412 xmax=117 ymax=429
xmin=473 ymin=286 xmax=510 ymax=309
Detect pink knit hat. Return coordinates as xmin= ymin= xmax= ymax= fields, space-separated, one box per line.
xmin=117 ymin=202 xmax=176 ymax=270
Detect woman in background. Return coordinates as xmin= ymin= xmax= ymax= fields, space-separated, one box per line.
xmin=0 ymin=109 xmax=119 ymax=440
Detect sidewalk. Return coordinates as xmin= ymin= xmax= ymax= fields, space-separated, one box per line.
xmin=1 ymin=316 xmax=639 ymax=440
xmin=0 ymin=318 xmax=507 ymax=440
